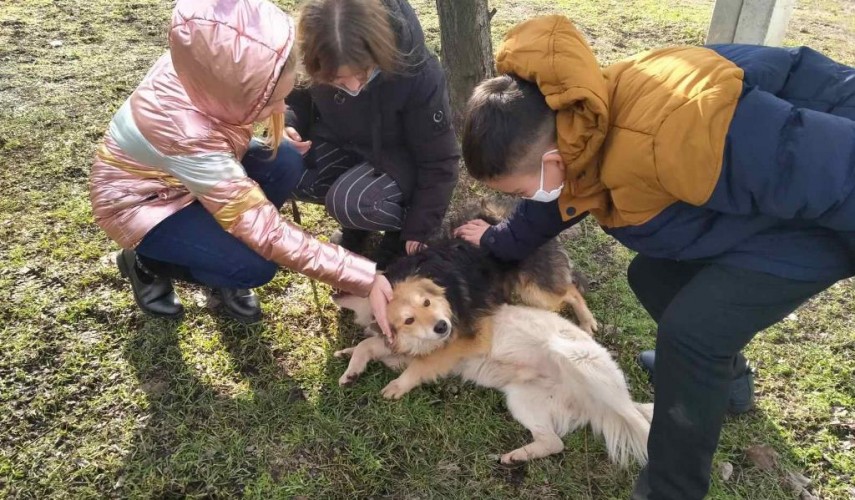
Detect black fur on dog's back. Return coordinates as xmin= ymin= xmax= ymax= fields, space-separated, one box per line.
xmin=385 ymin=197 xmax=591 ymax=337
xmin=384 ymin=239 xmax=511 ymax=338
xmin=448 ymin=197 xmax=589 ymax=295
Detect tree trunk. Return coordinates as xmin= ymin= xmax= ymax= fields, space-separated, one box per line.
xmin=436 ymin=0 xmax=494 ymax=132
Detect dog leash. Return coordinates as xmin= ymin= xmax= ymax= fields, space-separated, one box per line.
xmin=290 ymin=199 xmax=326 ymax=329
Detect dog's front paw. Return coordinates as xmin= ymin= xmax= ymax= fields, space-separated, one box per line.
xmin=500 ymin=448 xmax=530 ymax=464
xmin=338 ymin=370 xmax=361 ymax=386
xmin=380 ymin=378 xmax=411 ymax=400
xmin=333 ymin=347 xmax=355 ymax=359
xmin=581 ymin=318 xmax=599 ymax=335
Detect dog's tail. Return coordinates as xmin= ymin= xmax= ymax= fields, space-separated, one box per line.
xmin=546 ymin=335 xmax=651 ymax=467
xmin=595 ymin=401 xmax=651 ymax=468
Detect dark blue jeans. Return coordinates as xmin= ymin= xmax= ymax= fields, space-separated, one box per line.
xmin=136 ymin=141 xmax=304 ymax=289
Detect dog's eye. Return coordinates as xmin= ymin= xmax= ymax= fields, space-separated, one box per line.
xmin=404 ymin=317 xmax=415 ymax=325
xmin=423 ymin=299 xmax=431 ymax=307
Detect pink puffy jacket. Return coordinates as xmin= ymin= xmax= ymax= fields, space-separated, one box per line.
xmin=89 ymin=0 xmax=376 ymax=296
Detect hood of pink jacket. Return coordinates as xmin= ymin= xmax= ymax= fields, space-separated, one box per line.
xmin=169 ymin=0 xmax=295 ymax=126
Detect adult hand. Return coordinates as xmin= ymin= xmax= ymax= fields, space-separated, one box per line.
xmin=369 ymin=273 xmax=394 ymax=339
xmin=284 ymin=126 xmax=312 ymax=156
xmin=405 ymin=240 xmax=427 ymax=255
xmin=453 ymin=219 xmax=491 ymax=247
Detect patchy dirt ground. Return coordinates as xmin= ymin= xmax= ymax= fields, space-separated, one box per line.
xmin=1 ymin=0 xmax=853 ymax=498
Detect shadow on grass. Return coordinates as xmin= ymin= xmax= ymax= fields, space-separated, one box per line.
xmin=119 ymin=313 xmax=308 ymax=497
xmin=116 ymin=292 xmax=405 ymax=498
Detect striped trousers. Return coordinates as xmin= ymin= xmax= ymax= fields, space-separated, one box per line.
xmin=293 ymin=141 xmax=404 ymax=232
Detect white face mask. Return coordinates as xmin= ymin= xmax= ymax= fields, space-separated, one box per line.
xmin=522 ymin=149 xmax=564 ymax=203
xmin=333 ymin=67 xmax=381 ymax=97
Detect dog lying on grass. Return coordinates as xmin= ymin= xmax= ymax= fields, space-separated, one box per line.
xmin=333 ymin=222 xmax=651 ymax=465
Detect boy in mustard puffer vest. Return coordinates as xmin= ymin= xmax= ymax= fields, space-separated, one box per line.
xmin=454 ymin=15 xmax=855 ymax=500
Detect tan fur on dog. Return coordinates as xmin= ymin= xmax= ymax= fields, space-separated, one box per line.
xmin=515 ymin=277 xmax=597 ymax=334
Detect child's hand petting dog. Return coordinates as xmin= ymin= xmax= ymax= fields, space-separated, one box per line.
xmin=369 ymin=275 xmax=394 ymax=339
xmin=453 ymin=219 xmax=491 ymax=246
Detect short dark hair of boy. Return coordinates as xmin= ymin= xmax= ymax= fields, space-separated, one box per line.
xmin=462 ymin=75 xmax=556 ymax=180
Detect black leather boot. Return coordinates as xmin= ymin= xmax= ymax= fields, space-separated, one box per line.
xmin=212 ymin=288 xmax=262 ymax=324
xmin=116 ymin=249 xmax=184 ymax=319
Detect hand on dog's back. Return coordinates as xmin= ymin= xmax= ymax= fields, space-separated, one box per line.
xmin=453 ymin=219 xmax=491 ymax=246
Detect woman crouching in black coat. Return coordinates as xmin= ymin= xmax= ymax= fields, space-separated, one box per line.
xmin=286 ymin=0 xmax=460 ymax=267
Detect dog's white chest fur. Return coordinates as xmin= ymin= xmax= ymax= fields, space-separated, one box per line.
xmin=335 ymin=301 xmax=652 ymax=466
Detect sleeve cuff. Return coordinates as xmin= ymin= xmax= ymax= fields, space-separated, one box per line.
xmin=481 ymin=225 xmax=500 ymax=249
xmin=339 ymin=253 xmax=377 ymax=298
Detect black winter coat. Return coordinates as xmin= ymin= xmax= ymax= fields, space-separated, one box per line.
xmin=286 ymin=0 xmax=460 ymax=243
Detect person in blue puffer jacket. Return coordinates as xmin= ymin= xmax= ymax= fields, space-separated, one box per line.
xmin=454 ymin=15 xmax=854 ymax=499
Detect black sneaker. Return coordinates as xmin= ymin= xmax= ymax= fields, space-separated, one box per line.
xmin=330 ymin=228 xmax=371 ymax=254
xmin=211 ymin=288 xmax=262 ymax=324
xmin=116 ymin=249 xmax=184 ymax=319
xmin=637 ymin=350 xmax=755 ymax=415
xmin=374 ymin=231 xmax=405 ymax=270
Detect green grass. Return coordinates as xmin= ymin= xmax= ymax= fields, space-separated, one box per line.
xmin=1 ymin=0 xmax=854 ymax=498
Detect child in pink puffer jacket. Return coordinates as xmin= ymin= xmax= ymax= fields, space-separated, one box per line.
xmin=90 ymin=0 xmax=393 ymax=327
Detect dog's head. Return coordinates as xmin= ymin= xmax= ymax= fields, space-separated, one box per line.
xmin=331 ymin=277 xmax=454 ymax=356
xmin=387 ymin=277 xmax=454 ymax=356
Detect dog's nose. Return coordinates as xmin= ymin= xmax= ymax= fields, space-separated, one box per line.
xmin=433 ymin=320 xmax=449 ymax=335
